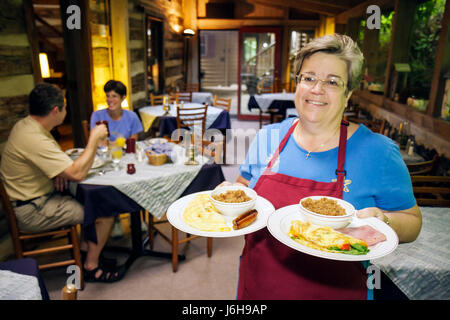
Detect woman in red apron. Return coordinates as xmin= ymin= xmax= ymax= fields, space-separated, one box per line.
xmin=232 ymin=34 xmax=421 ymax=299
xmin=237 ymin=119 xmax=367 ymax=300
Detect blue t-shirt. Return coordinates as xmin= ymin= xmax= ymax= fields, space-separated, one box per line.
xmin=239 ymin=118 xmax=416 ymax=211
xmin=90 ymin=109 xmax=143 ymax=142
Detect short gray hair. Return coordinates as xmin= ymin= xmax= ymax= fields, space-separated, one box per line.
xmin=294 ymin=33 xmax=364 ymax=92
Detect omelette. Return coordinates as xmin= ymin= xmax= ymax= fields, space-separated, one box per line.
xmin=288 ymin=220 xmax=369 ymax=255
xmin=183 ymin=194 xmax=231 ymax=232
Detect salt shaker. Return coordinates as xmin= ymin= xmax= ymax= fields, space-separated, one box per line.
xmin=135 ymin=145 xmax=145 ymax=162
xmin=408 ymin=141 xmax=414 ymax=156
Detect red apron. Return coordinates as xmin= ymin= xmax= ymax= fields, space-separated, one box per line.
xmin=237 ymin=120 xmax=367 ymax=300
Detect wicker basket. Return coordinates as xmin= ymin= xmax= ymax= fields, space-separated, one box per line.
xmin=145 ymin=150 xmax=167 ymax=166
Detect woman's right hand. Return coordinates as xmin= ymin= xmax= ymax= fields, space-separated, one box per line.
xmin=90 ymin=124 xmax=108 ymax=146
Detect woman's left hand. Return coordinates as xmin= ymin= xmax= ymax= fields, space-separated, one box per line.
xmin=357 ymin=207 xmax=389 ymax=224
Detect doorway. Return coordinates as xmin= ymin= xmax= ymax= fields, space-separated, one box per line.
xmin=238 ymin=27 xmax=281 ymax=121
xmin=146 ymin=17 xmax=164 ymax=95
xmin=199 ymin=30 xmax=239 ymax=115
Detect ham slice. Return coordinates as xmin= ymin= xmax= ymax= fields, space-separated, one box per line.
xmin=336 ymin=225 xmax=387 ymax=246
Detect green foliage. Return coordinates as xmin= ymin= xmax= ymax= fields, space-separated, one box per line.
xmin=408 ymin=0 xmax=446 ymax=99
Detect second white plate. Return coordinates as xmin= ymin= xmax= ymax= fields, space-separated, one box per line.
xmin=267 ymin=205 xmax=398 ymax=261
xmin=167 ymin=191 xmax=275 ymax=238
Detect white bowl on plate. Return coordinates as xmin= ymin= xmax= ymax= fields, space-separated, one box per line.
xmin=209 ymin=185 xmax=257 ymax=217
xmin=298 ymin=196 xmax=355 ymax=229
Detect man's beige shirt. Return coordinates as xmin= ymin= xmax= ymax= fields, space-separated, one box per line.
xmin=0 ymin=116 xmax=73 ymax=201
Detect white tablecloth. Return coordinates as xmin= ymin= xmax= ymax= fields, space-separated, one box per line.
xmin=73 ymin=144 xmax=211 ymax=219
xmin=192 ymin=92 xmax=213 ymax=105
xmin=139 ymin=103 xmax=224 ymax=135
xmin=254 ymin=92 xmax=295 ymax=112
xmin=371 ymin=206 xmax=450 ymax=300
xmin=0 ymin=270 xmax=42 ymax=300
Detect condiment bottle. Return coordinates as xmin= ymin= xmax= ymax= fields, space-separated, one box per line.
xmin=62 ymin=284 xmax=77 ymax=300
xmin=408 ymin=141 xmax=415 ymax=156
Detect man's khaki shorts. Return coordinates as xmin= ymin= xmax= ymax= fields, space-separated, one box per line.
xmin=14 ymin=193 xmax=84 ymax=233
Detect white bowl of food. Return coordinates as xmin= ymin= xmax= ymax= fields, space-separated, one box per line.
xmin=298 ymin=196 xmax=355 ymax=229
xmin=210 ymin=185 xmax=257 ymax=217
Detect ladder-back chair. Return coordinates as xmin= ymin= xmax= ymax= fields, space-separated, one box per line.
xmin=407 ymin=154 xmax=439 ymax=176
xmin=0 ymin=178 xmax=84 ymax=289
xmin=411 ymin=175 xmax=450 ymax=207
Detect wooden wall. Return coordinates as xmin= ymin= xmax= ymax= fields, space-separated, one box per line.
xmin=0 ymin=0 xmax=36 ymax=260
xmin=128 ymin=0 xmax=146 ymax=109
xmin=138 ymin=0 xmax=185 ymax=94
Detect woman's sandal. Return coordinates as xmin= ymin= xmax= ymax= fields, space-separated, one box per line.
xmin=83 ymin=263 xmax=125 ymax=283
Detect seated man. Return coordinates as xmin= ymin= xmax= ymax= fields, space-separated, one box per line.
xmin=0 ymin=83 xmax=122 ymax=283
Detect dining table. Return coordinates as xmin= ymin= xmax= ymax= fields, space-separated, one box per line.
xmin=138 ymin=103 xmax=231 ymax=138
xmin=0 ymin=258 xmax=49 ymax=300
xmin=248 ymin=92 xmax=295 ymax=118
xmin=72 ymin=144 xmax=225 ymax=272
xmin=371 ymin=206 xmax=450 ymax=300
xmin=191 ymin=92 xmax=214 ymax=105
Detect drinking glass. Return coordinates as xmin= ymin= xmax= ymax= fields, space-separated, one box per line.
xmin=116 ymin=135 xmax=126 ymax=149
xmin=111 ymin=146 xmax=123 ymax=171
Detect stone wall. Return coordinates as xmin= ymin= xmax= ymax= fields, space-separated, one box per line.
xmin=0 ymin=0 xmax=36 ymax=260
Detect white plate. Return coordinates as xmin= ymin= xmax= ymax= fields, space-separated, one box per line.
xmin=267 ymin=204 xmax=398 ymax=261
xmin=167 ymin=191 xmax=275 ymax=238
xmin=65 ymin=148 xmax=84 ymax=158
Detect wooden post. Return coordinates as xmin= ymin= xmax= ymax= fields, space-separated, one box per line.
xmin=363 ymin=27 xmax=380 ymax=79
xmin=427 ymin=0 xmax=450 ymax=117
xmin=110 ymin=0 xmax=132 ymax=109
xmin=345 ymin=17 xmax=362 ymax=43
xmin=59 ymin=0 xmax=94 ymax=148
xmin=383 ymin=0 xmax=419 ymax=98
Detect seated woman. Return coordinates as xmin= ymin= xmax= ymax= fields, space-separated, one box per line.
xmin=90 ymin=80 xmax=143 ymax=142
xmin=223 ymin=33 xmax=422 ymax=300
xmin=90 ymin=80 xmax=144 ymax=238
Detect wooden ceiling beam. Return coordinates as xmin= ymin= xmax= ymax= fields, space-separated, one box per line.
xmin=197 ymin=18 xmax=319 ymax=30
xmin=247 ymin=0 xmax=343 ymax=16
xmin=335 ymin=0 xmax=395 ymax=23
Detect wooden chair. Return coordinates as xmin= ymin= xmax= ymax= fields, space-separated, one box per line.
xmin=149 ymin=93 xmax=165 ymax=106
xmin=182 ymin=83 xmax=199 ymax=92
xmin=149 ymin=103 xmax=212 ymax=272
xmin=0 ymin=179 xmax=84 ymax=289
xmin=411 ymin=175 xmax=450 ymax=207
xmin=147 ymin=213 xmax=213 ymax=272
xmin=213 ymin=95 xmax=231 ymax=112
xmin=407 ymin=154 xmax=439 ymax=176
xmin=176 ymin=103 xmax=207 ymax=138
xmin=175 ymin=92 xmax=192 ymax=103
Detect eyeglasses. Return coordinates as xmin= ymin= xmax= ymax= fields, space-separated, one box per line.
xmin=296 ymin=73 xmax=346 ymax=91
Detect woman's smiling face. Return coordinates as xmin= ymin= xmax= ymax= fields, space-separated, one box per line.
xmin=295 ymin=52 xmax=351 ymax=126
xmin=106 ymin=90 xmax=125 ymax=112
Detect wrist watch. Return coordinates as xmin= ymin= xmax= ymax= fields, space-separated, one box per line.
xmin=383 ymin=214 xmax=390 ymax=225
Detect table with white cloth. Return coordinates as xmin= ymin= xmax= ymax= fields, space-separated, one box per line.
xmin=138 ymin=103 xmax=231 ymax=138
xmin=192 ymin=92 xmax=213 ymax=105
xmin=0 ymin=258 xmax=48 ymax=300
xmin=371 ymin=206 xmax=450 ymax=300
xmin=73 ymin=144 xmax=225 ymax=272
xmin=248 ymin=92 xmax=296 ymax=113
